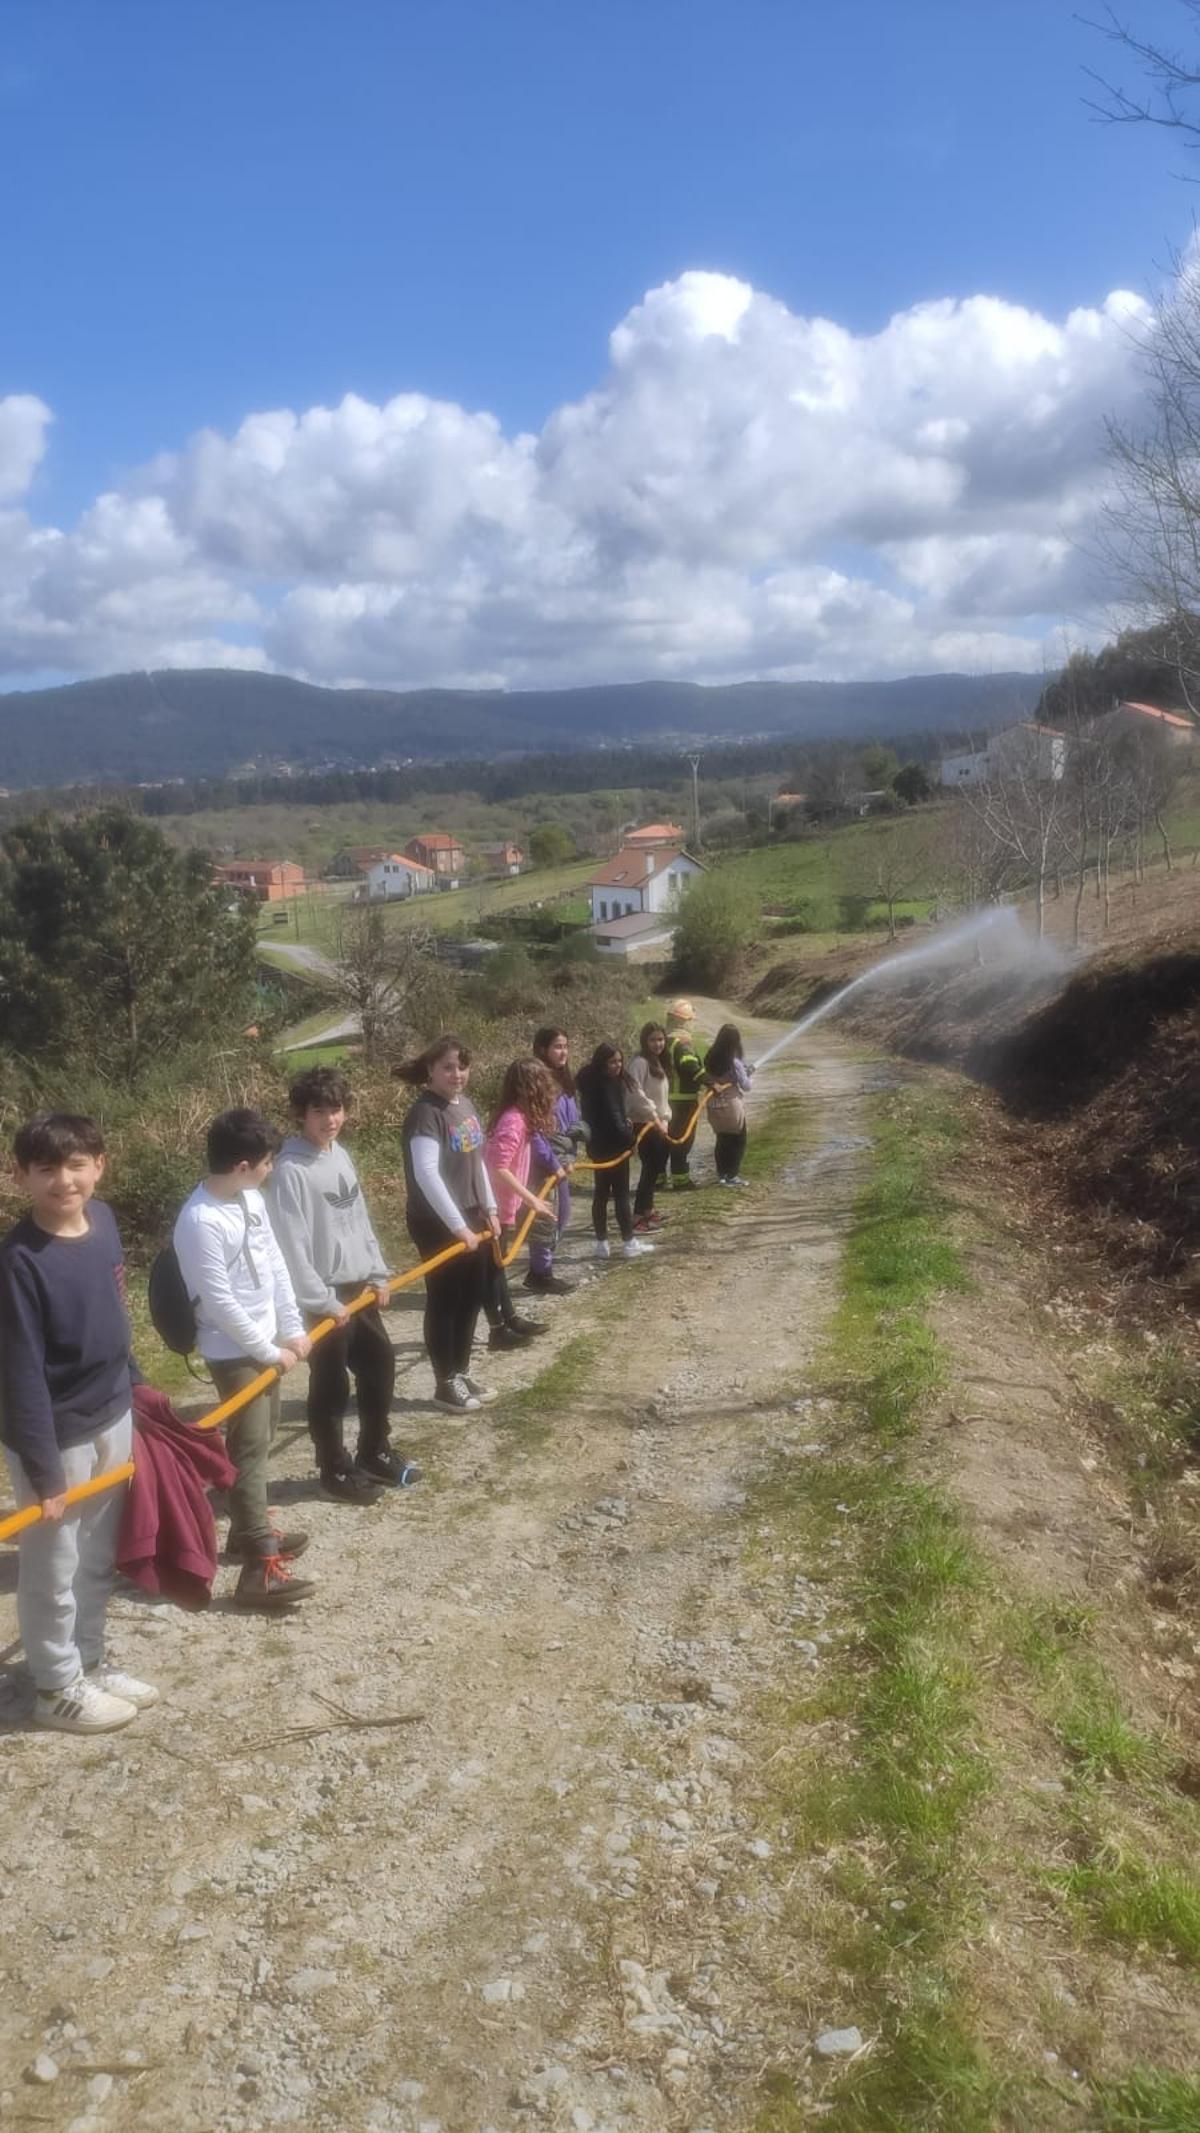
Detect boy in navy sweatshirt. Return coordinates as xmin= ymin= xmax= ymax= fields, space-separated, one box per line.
xmin=0 ymin=1114 xmax=158 ymax=1735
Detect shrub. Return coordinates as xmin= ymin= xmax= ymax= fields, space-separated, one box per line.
xmin=671 ymin=873 xmax=760 ymax=989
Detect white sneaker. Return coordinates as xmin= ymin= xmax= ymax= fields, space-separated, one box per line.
xmin=34 ymin=1676 xmax=138 ymax=1735
xmin=717 ymin=1176 xmax=731 ymax=1186
xmin=594 ymin=1240 xmax=611 ymax=1259
xmin=622 ymin=1238 xmax=655 ymax=1259
xmin=462 ymin=1375 xmax=499 ymax=1406
xmin=87 ymin=1665 xmax=159 ymax=1710
xmin=727 ymin=1175 xmax=749 ymax=1189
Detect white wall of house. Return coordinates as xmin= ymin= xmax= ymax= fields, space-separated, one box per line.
xmin=363 ymin=858 xmax=432 ymax=901
xmin=588 ymin=849 xmax=702 ymax=927
xmin=987 ymin=725 xmax=1066 ymax=782
xmin=939 ymin=749 xmax=989 ymax=788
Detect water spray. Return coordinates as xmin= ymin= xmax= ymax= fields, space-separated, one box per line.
xmin=753 ymin=907 xmax=1067 ymax=1072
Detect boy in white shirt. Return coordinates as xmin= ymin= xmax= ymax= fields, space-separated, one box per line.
xmin=173 ymin=1109 xmax=314 ymax=1611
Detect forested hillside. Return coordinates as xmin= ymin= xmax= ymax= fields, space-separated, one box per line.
xmin=0 ymin=666 xmax=1040 ymax=786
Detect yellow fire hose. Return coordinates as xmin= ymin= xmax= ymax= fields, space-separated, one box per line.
xmin=0 ymin=1088 xmax=721 ymax=1542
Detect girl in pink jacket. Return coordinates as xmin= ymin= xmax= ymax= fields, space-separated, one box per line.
xmin=481 ymin=1060 xmax=560 ymax=1354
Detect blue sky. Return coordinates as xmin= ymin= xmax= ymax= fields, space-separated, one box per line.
xmin=1 ymin=0 xmax=1197 ymax=691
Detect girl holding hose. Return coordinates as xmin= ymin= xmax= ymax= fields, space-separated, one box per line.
xmin=397 ymin=1036 xmax=500 ymax=1414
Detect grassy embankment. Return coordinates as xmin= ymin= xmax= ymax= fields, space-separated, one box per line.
xmin=748 ymin=1085 xmax=1200 ymax=2132
xmin=257 ymin=857 xmax=596 ymax=954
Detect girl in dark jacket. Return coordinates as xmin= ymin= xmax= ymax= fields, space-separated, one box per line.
xmin=575 ymin=1043 xmax=655 ymax=1262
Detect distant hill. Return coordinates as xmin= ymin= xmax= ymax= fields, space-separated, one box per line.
xmin=0 ymin=667 xmax=1041 ymax=788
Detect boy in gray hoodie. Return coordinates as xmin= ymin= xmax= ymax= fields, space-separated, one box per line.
xmin=267 ymin=1067 xmax=418 ymax=1504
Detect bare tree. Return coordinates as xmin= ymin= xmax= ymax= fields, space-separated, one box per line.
xmin=332 ymin=906 xmax=450 ymax=1061
xmin=1083 ymin=6 xmax=1200 ymax=146
xmin=962 ymin=737 xmax=1068 ymax=939
xmin=840 ymin=816 xmax=936 ymax=940
xmin=928 ymin=797 xmax=1019 ymax=917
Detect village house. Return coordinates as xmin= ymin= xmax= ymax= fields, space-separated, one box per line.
xmin=588 ymin=841 xmax=705 ymax=958
xmin=357 ymin=853 xmax=436 ymax=902
xmin=624 ymin=821 xmax=684 ymax=848
xmin=326 ymin=845 xmax=400 ymax=881
xmin=1101 ymin=700 xmax=1197 ymax=748
xmin=480 ymin=840 xmax=524 ymax=875
xmin=213 ymin=859 xmax=306 ymax=902
xmin=404 ymin=832 xmax=465 ymax=880
xmin=940 ymin=722 xmax=1067 ymax=788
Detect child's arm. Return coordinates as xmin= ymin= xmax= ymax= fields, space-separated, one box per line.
xmin=489 ymin=1113 xmax=556 ymax=1216
xmin=261 ymin=1215 xmax=307 ymax=1346
xmin=267 ymin=1168 xmax=339 ymax=1318
xmin=355 ymin=1192 xmax=392 ymax=1293
xmin=0 ymin=1256 xmax=66 ymax=1503
xmin=409 ymin=1135 xmax=479 ymax=1246
xmin=177 ymin=1210 xmax=289 ymax=1367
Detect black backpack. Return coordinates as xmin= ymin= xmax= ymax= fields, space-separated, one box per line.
xmin=147 ymin=1243 xmax=199 ymax=1356
xmin=148 ymin=1196 xmax=251 ymax=1358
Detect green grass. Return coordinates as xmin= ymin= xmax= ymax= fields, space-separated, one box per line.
xmin=749 ymin=1085 xmax=1011 ymax=2130
xmin=256 ymin=859 xmax=597 ymax=950
xmin=1092 ymin=2068 xmax=1200 ymax=2132
xmin=277 ymin=1003 xmax=349 ymax=1047
xmin=493 ymin=1333 xmax=600 ymax=1447
xmin=1055 ymin=1851 xmax=1200 ymax=1963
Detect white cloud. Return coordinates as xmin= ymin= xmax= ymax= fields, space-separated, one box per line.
xmin=0 ymin=394 xmax=50 ymax=503
xmin=0 ymin=272 xmax=1158 ymax=693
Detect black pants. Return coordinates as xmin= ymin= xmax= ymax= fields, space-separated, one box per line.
xmin=634 ymin=1128 xmax=670 ymax=1216
xmin=668 ymin=1099 xmax=698 ymax=1176
xmin=592 ymin=1164 xmax=634 ymax=1243
xmin=715 ymin=1127 xmax=748 ymax=1179
xmin=407 ymin=1212 xmax=486 ymax=1388
xmin=306 ymin=1289 xmax=396 ymax=1475
xmin=481 ymin=1224 xmax=519 ymax=1329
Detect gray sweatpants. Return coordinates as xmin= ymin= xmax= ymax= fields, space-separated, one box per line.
xmin=4 ymin=1411 xmax=133 ymax=1693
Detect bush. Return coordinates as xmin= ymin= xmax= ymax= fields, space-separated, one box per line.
xmin=671 ymin=873 xmax=760 ymax=989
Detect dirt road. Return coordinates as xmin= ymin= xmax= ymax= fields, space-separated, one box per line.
xmin=0 ymin=1004 xmax=877 ymax=2133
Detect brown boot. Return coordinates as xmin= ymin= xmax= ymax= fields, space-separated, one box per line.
xmin=233 ymin=1554 xmax=316 ymax=1610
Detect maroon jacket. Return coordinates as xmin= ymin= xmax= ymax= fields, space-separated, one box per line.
xmin=117 ymin=1384 xmax=237 ymax=1609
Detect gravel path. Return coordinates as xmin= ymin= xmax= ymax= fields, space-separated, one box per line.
xmin=0 ymin=1012 xmax=873 ymax=2133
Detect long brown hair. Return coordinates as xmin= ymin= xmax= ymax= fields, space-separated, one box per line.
xmin=532 ymin=1025 xmax=575 ymax=1098
xmin=393 ymin=1034 xmax=472 ymax=1087
xmin=491 ymin=1057 xmax=559 ymax=1135
xmin=638 ymin=1021 xmax=669 ymax=1083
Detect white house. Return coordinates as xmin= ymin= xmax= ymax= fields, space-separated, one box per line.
xmin=939 ymin=747 xmax=989 ymax=788
xmin=359 ymin=853 xmax=436 ymax=902
xmin=941 ymin=722 xmax=1066 ymax=788
xmin=588 ymin=844 xmax=705 ymax=930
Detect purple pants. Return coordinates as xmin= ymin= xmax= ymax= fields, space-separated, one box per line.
xmin=529 ymin=1176 xmax=571 ymax=1274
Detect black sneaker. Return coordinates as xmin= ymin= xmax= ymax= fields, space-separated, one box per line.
xmin=523 ymin=1271 xmax=575 ymax=1295
xmin=506 ymin=1314 xmax=548 ymax=1338
xmin=433 ymin=1375 xmax=480 ymax=1412
xmin=357 ymin=1449 xmax=422 ymax=1488
xmin=321 ymin=1466 xmax=382 ymax=1507
xmin=488 ymin=1322 xmax=530 ymax=1351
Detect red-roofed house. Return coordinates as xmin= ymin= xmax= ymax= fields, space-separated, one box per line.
xmin=625 ymin=821 xmax=685 ymax=848
xmin=588 ymin=843 xmax=704 ymax=955
xmin=214 ymin=860 xmax=305 ymax=902
xmin=1108 ymin=700 xmax=1196 ymax=747
xmin=404 ymin=832 xmax=465 ymax=879
xmin=359 ymin=853 xmax=436 ymax=902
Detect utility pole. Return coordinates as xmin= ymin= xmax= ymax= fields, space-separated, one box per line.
xmin=685 ymin=752 xmax=701 ymax=850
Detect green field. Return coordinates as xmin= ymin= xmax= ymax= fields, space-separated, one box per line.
xmin=258 ymin=856 xmax=597 ymax=952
